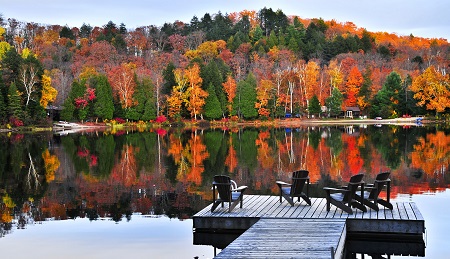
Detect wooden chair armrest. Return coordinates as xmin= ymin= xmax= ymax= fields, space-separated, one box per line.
xmin=323 ymin=187 xmax=349 ymax=193
xmin=292 ymin=177 xmax=309 ymax=181
xmin=233 ymin=186 xmax=248 ymax=192
xmin=212 ymin=181 xmax=231 ymax=186
xmin=276 ymin=181 xmax=291 ymax=186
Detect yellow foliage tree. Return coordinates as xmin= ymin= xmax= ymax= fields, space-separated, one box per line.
xmin=21 ymin=48 xmax=35 ymax=59
xmin=185 ymin=64 xmax=208 ymax=120
xmin=40 ymin=71 xmax=58 ymax=108
xmin=0 ymin=41 xmax=11 ymax=61
xmin=411 ymin=66 xmax=450 ymax=114
xmin=167 ymin=68 xmax=189 ymax=119
xmin=0 ymin=26 xmax=5 ymax=39
xmin=327 ymin=60 xmax=343 ymax=92
xmin=79 ymin=66 xmax=99 ymax=81
xmin=42 ymin=149 xmax=60 ymax=182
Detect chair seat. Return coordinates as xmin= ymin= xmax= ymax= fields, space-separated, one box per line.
xmin=218 ymin=190 xmax=245 ymax=202
xmin=330 ymin=193 xmax=345 ymax=202
xmin=362 ymin=191 xmax=371 ymax=200
xmin=281 ymin=187 xmax=291 ymax=195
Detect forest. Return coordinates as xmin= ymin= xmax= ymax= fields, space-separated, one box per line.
xmin=0 ymin=8 xmax=449 ymax=126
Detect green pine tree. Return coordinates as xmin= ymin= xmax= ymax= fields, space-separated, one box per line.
xmin=7 ymin=82 xmax=23 ymax=120
xmin=308 ymin=94 xmax=321 ymax=117
xmin=93 ymin=75 xmax=114 ymax=121
xmin=0 ymin=73 xmax=6 ymax=123
xmin=128 ymin=77 xmax=156 ymax=121
xmin=325 ymin=87 xmax=343 ymax=118
xmin=204 ymin=83 xmax=222 ymax=120
xmin=201 ymin=61 xmax=226 ymax=115
xmin=234 ymin=73 xmax=258 ymax=120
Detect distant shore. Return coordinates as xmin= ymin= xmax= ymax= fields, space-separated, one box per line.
xmin=0 ymin=117 xmax=431 ymax=134
xmin=275 ymin=117 xmax=426 ymax=127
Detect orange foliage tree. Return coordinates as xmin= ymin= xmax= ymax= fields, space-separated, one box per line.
xmin=411 ymin=66 xmax=450 ymax=114
xmin=225 ymin=134 xmax=238 ymax=173
xmin=185 ymin=131 xmax=209 ymax=185
xmin=108 ymin=62 xmax=137 ymax=109
xmin=411 ymin=132 xmax=450 ymax=178
xmin=255 ymin=79 xmax=273 ymax=117
xmin=185 ymin=64 xmax=208 ymax=120
xmin=345 ymin=66 xmax=363 ymax=107
xmin=222 ymin=74 xmax=237 ymax=116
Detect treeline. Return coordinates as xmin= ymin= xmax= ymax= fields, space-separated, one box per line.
xmin=0 ymin=8 xmax=449 ymax=125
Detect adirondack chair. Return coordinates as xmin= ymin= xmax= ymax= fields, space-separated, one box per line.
xmin=355 ymin=172 xmax=393 ymax=211
xmin=211 ymin=175 xmax=248 ymax=212
xmin=323 ymin=173 xmax=367 ymax=214
xmin=276 ymin=170 xmax=312 ymax=206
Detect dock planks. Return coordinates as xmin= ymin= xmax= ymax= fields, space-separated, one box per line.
xmin=194 ymin=196 xmax=424 ymax=232
xmin=214 ymin=218 xmax=346 ymax=259
xmin=193 ymin=195 xmax=425 ymax=258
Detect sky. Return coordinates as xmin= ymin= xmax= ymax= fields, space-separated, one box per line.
xmin=1 ymin=0 xmax=450 ymax=41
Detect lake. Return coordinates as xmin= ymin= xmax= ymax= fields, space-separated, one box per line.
xmin=0 ymin=123 xmax=448 ymax=258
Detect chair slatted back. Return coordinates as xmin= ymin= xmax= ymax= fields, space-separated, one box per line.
xmin=213 ymin=175 xmax=232 ymax=201
xmin=343 ymin=173 xmax=364 ymax=202
xmin=369 ymin=172 xmax=391 ymax=199
xmin=290 ymin=170 xmax=309 ymax=196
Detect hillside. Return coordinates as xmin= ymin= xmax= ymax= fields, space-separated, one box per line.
xmin=0 ymin=8 xmax=449 ymax=126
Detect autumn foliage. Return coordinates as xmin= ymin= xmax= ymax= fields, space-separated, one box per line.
xmin=0 ymin=8 xmax=449 ymax=126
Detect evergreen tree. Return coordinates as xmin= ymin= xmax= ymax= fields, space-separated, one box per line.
xmin=325 ymin=87 xmax=343 ymax=118
xmin=93 ymin=75 xmax=114 ymax=120
xmin=201 ymin=61 xmax=226 ymax=114
xmin=79 ymin=23 xmax=92 ymax=38
xmin=0 ymin=73 xmax=6 ymax=123
xmin=267 ymin=31 xmax=278 ymax=48
xmin=252 ymin=25 xmax=264 ymax=44
xmin=208 ymin=11 xmax=233 ymax=41
xmin=302 ymin=22 xmax=326 ymax=61
xmin=308 ymin=94 xmax=321 ymax=117
xmin=234 ymin=73 xmax=258 ymax=119
xmin=360 ymin=30 xmax=374 ymax=53
xmin=60 ymin=98 xmax=75 ymax=121
xmin=61 ymin=80 xmax=87 ymax=121
xmin=371 ymin=72 xmax=403 ymax=118
xmin=204 ymin=82 xmax=222 ymax=120
xmin=1 ymin=47 xmax=22 ymax=85
xmin=162 ymin=62 xmax=176 ymax=96
xmin=128 ymin=77 xmax=156 ymax=121
xmin=60 ymin=26 xmax=75 ymax=40
xmin=7 ymin=82 xmax=23 ymax=120
xmin=358 ymin=68 xmax=373 ymax=113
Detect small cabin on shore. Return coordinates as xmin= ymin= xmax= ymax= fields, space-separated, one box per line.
xmin=343 ymin=106 xmax=361 ymax=118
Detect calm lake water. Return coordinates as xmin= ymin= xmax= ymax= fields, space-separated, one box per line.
xmin=0 ymin=123 xmax=449 ymax=258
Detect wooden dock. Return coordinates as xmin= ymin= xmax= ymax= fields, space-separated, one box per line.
xmin=193 ymin=195 xmax=425 ymax=258
xmin=214 ymin=218 xmax=346 ymax=259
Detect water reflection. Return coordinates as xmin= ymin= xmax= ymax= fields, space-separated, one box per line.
xmin=0 ymin=124 xmax=449 ymax=258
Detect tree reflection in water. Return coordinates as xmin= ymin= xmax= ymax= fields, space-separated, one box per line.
xmin=0 ymin=124 xmax=448 ymax=239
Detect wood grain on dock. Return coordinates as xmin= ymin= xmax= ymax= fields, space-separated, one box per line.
xmin=193 ymin=195 xmax=425 ymax=258
xmin=214 ymin=218 xmax=346 ymax=259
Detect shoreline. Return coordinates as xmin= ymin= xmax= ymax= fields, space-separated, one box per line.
xmin=0 ymin=117 xmax=431 ymax=134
